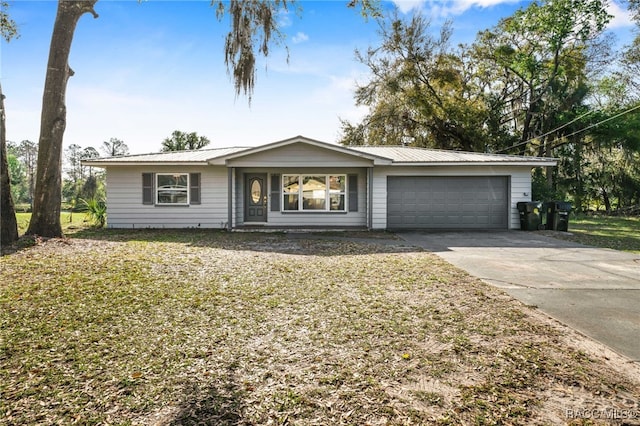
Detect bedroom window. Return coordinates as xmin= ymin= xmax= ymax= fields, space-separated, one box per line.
xmin=157 ymin=173 xmax=189 ymax=205
xmin=282 ymin=174 xmax=346 ymax=211
xmin=142 ymin=173 xmax=201 ymax=206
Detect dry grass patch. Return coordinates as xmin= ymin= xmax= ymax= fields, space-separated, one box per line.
xmin=1 ymin=230 xmax=638 ymax=425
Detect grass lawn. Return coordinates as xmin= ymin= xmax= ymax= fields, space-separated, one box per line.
xmin=551 ymin=215 xmax=640 ymax=254
xmin=1 ymin=229 xmax=638 ymax=425
xmin=15 ymin=211 xmax=89 ymax=236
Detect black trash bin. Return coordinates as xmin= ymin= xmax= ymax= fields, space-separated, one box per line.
xmin=543 ymin=201 xmax=572 ymax=232
xmin=517 ymin=201 xmax=542 ymax=231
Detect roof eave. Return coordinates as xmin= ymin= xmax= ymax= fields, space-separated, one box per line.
xmin=389 ymin=161 xmax=558 ymax=167
xmin=81 ymin=161 xmax=211 ymax=167
xmin=218 ymin=136 xmax=393 ymax=164
xmin=373 ymin=158 xmax=393 ymax=165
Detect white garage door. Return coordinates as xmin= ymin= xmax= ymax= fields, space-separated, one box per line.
xmin=387 ymin=176 xmax=509 ymax=229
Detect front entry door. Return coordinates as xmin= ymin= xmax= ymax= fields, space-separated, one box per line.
xmin=244 ymin=173 xmax=267 ymax=223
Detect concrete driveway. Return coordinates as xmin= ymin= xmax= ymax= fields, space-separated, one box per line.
xmin=397 ymin=231 xmax=640 ymax=363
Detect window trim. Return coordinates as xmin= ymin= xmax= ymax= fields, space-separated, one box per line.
xmin=281 ymin=174 xmax=347 ymax=212
xmin=142 ymin=172 xmax=201 ymax=207
xmin=156 ymin=173 xmax=190 ymax=206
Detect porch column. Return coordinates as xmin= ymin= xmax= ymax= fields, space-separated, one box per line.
xmin=368 ymin=166 xmax=373 ymax=230
xmin=227 ymin=167 xmax=233 ymax=231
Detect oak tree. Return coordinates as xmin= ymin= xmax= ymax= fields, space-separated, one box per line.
xmin=161 ymin=131 xmax=211 ymax=152
xmin=341 ymin=13 xmax=488 ymax=151
xmin=24 ymin=0 xmax=377 ymax=237
xmin=26 ymin=1 xmax=99 ymax=237
xmin=0 ymin=1 xmax=19 ymax=247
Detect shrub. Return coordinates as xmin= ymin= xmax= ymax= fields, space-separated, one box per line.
xmin=80 ymin=198 xmax=107 ymax=228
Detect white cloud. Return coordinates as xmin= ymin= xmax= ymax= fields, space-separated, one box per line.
xmin=607 ymin=0 xmax=634 ymax=29
xmin=392 ymin=0 xmax=426 ymax=14
xmin=292 ymin=31 xmax=309 ymax=44
xmin=277 ymin=8 xmax=293 ymax=28
xmin=392 ymin=0 xmax=520 ymax=17
xmin=392 ymin=0 xmax=635 ymax=30
xmin=455 ymin=0 xmax=519 ymax=8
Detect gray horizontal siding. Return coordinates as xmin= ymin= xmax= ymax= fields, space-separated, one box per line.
xmin=105 ymin=163 xmax=533 ymax=230
xmin=510 ymin=171 xmax=534 ymax=228
xmin=227 ymin=142 xmax=374 ymax=168
xmin=105 ymin=165 xmax=229 ymax=229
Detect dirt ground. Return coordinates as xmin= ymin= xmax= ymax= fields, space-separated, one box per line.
xmin=1 ymin=232 xmax=639 ymax=425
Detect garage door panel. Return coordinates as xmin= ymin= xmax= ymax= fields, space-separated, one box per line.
xmin=431 ymin=215 xmax=446 ymax=224
xmin=462 ymin=216 xmax=479 ymax=224
xmin=490 ymin=215 xmax=505 ymax=225
xmin=387 ymin=176 xmax=508 ymax=229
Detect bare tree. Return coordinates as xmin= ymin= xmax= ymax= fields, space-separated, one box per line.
xmin=17 ymin=140 xmax=38 ymax=208
xmin=81 ymin=146 xmax=100 ymax=178
xmin=101 ymin=137 xmax=129 ymax=157
xmin=64 ymin=143 xmax=84 ymax=184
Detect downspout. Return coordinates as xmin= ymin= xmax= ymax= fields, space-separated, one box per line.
xmin=368 ymin=167 xmax=374 ymax=230
xmin=227 ymin=167 xmax=233 ymax=231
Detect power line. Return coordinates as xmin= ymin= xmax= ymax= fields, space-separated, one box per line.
xmin=559 ymin=102 xmax=640 ymax=141
xmin=495 ymin=103 xmax=640 ymax=153
xmin=496 ymin=109 xmax=593 ymax=153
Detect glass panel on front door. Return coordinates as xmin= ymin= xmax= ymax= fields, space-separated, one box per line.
xmin=251 ymin=180 xmax=262 ymax=204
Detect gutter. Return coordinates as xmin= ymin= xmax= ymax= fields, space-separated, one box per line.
xmin=388 ymin=161 xmax=558 ymax=167
xmin=81 ymin=161 xmax=211 ymax=167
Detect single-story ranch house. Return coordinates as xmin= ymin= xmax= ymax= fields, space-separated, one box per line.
xmin=83 ymin=135 xmax=556 ymax=231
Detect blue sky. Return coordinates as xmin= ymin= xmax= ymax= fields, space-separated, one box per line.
xmin=1 ymin=0 xmax=635 ymax=154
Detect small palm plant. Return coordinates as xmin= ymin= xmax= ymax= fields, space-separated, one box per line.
xmin=80 ymin=198 xmax=107 ymax=228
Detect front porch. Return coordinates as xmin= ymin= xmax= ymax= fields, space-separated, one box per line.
xmin=227 ymin=167 xmax=373 ymax=231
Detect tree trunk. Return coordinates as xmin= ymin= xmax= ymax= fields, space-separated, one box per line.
xmin=0 ymin=82 xmax=19 ymax=248
xmin=26 ymin=0 xmax=98 ymax=238
xmin=602 ymin=187 xmax=611 ymax=213
xmin=543 ymin=137 xmax=554 ymax=191
xmin=519 ymin=87 xmax=538 ymax=156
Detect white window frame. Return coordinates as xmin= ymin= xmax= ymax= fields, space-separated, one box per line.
xmin=156 ymin=173 xmax=189 ymax=205
xmin=282 ymin=174 xmax=346 ymax=212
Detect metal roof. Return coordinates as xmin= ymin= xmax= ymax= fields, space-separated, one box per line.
xmin=349 ymin=146 xmax=556 ymax=166
xmin=83 ymin=147 xmax=250 ymax=165
xmin=82 ymin=137 xmax=556 ymax=167
xmin=219 ymin=135 xmax=392 ymax=164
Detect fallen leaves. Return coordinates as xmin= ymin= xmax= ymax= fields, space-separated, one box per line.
xmin=0 ymin=230 xmax=638 ymax=425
